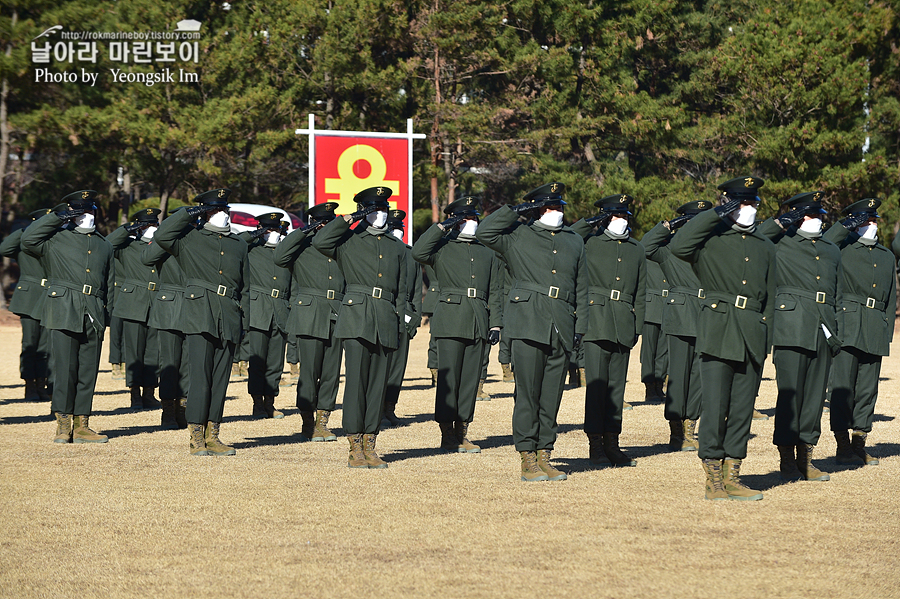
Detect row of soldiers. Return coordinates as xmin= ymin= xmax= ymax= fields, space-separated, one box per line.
xmin=3 ymin=179 xmax=897 ymax=498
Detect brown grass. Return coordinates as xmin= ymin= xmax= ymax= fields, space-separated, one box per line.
xmin=1 ymin=320 xmax=898 ymax=599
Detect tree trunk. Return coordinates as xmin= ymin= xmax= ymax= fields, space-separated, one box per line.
xmin=429 ymin=16 xmax=442 ymax=224
xmin=0 ymin=9 xmax=18 ymax=243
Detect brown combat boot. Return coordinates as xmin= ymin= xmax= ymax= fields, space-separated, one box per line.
xmin=623 ymin=401 xmax=633 ymax=411
xmin=753 ymin=409 xmax=769 ymax=420
xmin=204 ymin=421 xmax=235 ymax=456
xmin=834 ymin=430 xmax=863 ymax=465
xmin=129 ymin=386 xmax=142 ymax=410
xmin=54 ymin=413 xmax=73 ymax=444
xmin=312 ymin=410 xmax=337 ymax=442
xmin=362 ymin=434 xmax=388 ymax=469
xmin=668 ymin=419 xmax=684 ymax=451
xmin=188 ymin=423 xmax=209 ymax=456
xmin=160 ymin=399 xmax=179 ymax=429
xmin=795 ymin=443 xmax=829 ymax=481
xmin=587 ymin=433 xmax=610 ymax=467
xmin=37 ymin=378 xmax=52 ymax=401
xmin=141 ymin=387 xmax=161 ymax=409
xmin=299 ymin=411 xmax=315 ymax=440
xmin=346 ymin=435 xmax=367 ymax=468
xmin=175 ymin=398 xmax=188 ymax=429
xmin=501 ymin=363 xmax=514 ymax=383
xmin=251 ymin=395 xmax=266 ymax=417
xmin=72 ymin=415 xmax=108 ymax=444
xmin=722 ymin=458 xmax=763 ymax=500
xmin=682 ymin=419 xmax=699 ymax=451
xmin=239 ymin=361 xmax=249 ymax=376
xmin=24 ymin=379 xmax=40 ymax=401
xmin=290 ymin=362 xmax=299 ymax=381
xmin=537 ymin=449 xmax=567 ymax=481
xmin=701 ymin=459 xmax=728 ymax=501
xmin=777 ymin=445 xmax=803 ymax=481
xmin=520 ymin=451 xmax=549 ymax=482
xmin=455 ymin=421 xmax=481 ymax=453
xmin=579 ymin=368 xmax=587 ymax=388
xmin=602 ymin=432 xmax=636 ymax=467
xmin=230 ymin=362 xmax=242 ymax=378
xmin=476 ymin=379 xmax=491 ymax=401
xmin=429 ymin=368 xmax=438 ymax=387
xmin=850 ymin=431 xmax=879 ymax=466
xmin=263 ymin=395 xmax=284 ymax=419
xmin=439 ymin=422 xmax=459 ymax=452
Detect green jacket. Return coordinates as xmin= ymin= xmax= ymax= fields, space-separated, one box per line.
xmin=758 ymin=218 xmax=842 ymax=352
xmin=153 ymin=209 xmax=249 ymax=344
xmin=108 ymin=226 xmax=158 ymax=323
xmin=642 ymin=222 xmax=703 ymax=338
xmin=274 ymin=226 xmax=347 ymax=340
xmin=572 ymin=220 xmax=646 ymax=347
xmin=312 ymin=219 xmax=407 ymax=350
xmin=422 ymin=263 xmax=439 ymax=315
xmin=669 ymin=208 xmax=776 ymax=365
xmin=0 ymin=227 xmax=48 ymax=320
xmin=643 ymin=260 xmax=668 ymax=326
xmin=392 ymin=238 xmax=424 ymax=339
xmin=476 ymin=206 xmax=587 ymax=353
xmin=824 ymin=223 xmax=896 ymax=356
xmin=412 ymin=224 xmax=502 ymax=341
xmin=242 ymin=235 xmax=291 ymax=334
xmin=142 ymin=240 xmax=185 ymax=332
xmin=21 ymin=213 xmax=114 ymax=335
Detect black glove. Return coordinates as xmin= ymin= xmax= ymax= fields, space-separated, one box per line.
xmin=841 ymin=213 xmax=869 ymax=230
xmin=714 ymin=198 xmax=742 ymax=218
xmin=184 ymin=205 xmax=215 ymax=217
xmin=348 ymin=205 xmax=377 ymax=223
xmin=55 ymin=206 xmax=85 ymax=221
xmin=511 ymin=201 xmax=543 ymax=214
xmin=585 ymin=213 xmax=612 ymax=227
xmin=667 ymin=214 xmax=694 ymax=230
xmin=439 ymin=214 xmax=464 ymax=230
xmin=488 ymin=329 xmax=501 ymax=346
xmin=124 ymin=222 xmax=143 ymax=233
xmin=776 ymin=208 xmax=806 ymax=229
xmin=573 ymin=333 xmax=583 ymax=349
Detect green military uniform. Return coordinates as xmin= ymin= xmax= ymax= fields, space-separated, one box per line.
xmin=108 ymin=315 xmax=125 ymax=376
xmin=22 ymin=190 xmax=114 ymax=443
xmin=496 ymin=258 xmax=514 ymax=381
xmin=241 ymin=213 xmax=291 ymax=419
xmin=384 ymin=210 xmax=422 ymax=424
xmin=154 ymin=189 xmax=249 ymax=456
xmin=107 ymin=208 xmax=162 ymax=409
xmin=412 ymin=197 xmax=502 ymax=453
xmin=423 ymin=264 xmax=440 ymax=379
xmin=274 ymin=202 xmax=346 ymax=440
xmin=477 ymin=182 xmax=587 ymax=482
xmin=825 ymin=199 xmax=896 ymax=466
xmin=1 ymin=209 xmax=52 ymax=400
xmin=640 ymin=259 xmax=669 ymax=400
xmin=756 ymin=192 xmax=841 ymax=481
xmin=641 ymin=200 xmax=714 ymax=451
xmin=669 ymin=177 xmax=775 ymax=501
xmin=312 ymin=187 xmax=407 ymax=469
xmin=572 ymin=194 xmax=646 ymax=467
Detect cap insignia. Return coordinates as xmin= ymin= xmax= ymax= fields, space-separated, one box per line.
xmin=81 ymin=191 xmax=90 ymax=199
xmin=869 ymin=199 xmax=876 ymax=207
xmin=217 ymin=189 xmax=226 ymax=198
xmin=744 ymin=177 xmax=753 ymax=188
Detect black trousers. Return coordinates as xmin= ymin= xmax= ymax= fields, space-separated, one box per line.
xmin=19 ymin=315 xmax=50 ymax=380
xmin=427 ymin=330 xmax=438 ymax=370
xmin=773 ymin=334 xmax=831 ymax=446
xmin=640 ymin=321 xmax=668 ymax=384
xmin=435 ymin=337 xmax=484 ymax=423
xmin=342 ymin=338 xmax=393 ymax=435
xmin=186 ymin=333 xmax=235 ymax=424
xmin=583 ymin=339 xmax=630 ymax=434
xmin=50 ymin=319 xmax=103 ymax=416
xmin=697 ymin=355 xmax=762 ymax=460
xmin=829 ymin=347 xmax=882 ymax=434
xmin=665 ymin=334 xmax=702 ymax=422
xmin=385 ymin=333 xmax=411 ymax=408
xmin=498 ymin=330 xmax=511 ymax=365
xmin=108 ymin=315 xmax=124 ymax=364
xmin=511 ymin=330 xmax=568 ymax=452
xmin=246 ymin=327 xmax=286 ymax=396
xmin=122 ymin=319 xmax=158 ymax=389
xmin=285 ymin=334 xmax=299 ymax=364
xmin=295 ymin=334 xmax=342 ymax=412
xmin=157 ymin=328 xmax=189 ymax=401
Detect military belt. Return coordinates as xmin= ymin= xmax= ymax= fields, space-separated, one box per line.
xmin=18 ymin=275 xmax=46 ymax=288
xmin=670 ymin=286 xmax=706 ymax=299
xmin=185 ymin=278 xmax=238 ymax=300
xmin=589 ymin=286 xmax=633 ymax=305
xmin=777 ymin=286 xmax=834 ymax=306
xmin=844 ymin=293 xmax=886 ymax=311
xmin=121 ymin=277 xmax=158 ymax=292
xmin=294 ymin=286 xmax=344 ymax=301
xmin=346 ymin=284 xmax=395 ymax=302
xmin=250 ymin=285 xmax=288 ymax=300
xmin=48 ymin=278 xmax=107 ymax=300
xmin=442 ymin=287 xmax=487 ymax=301
xmin=705 ymin=291 xmax=762 ymax=312
xmin=646 ymin=289 xmax=669 ymax=298
xmin=513 ymin=282 xmax=575 ymax=305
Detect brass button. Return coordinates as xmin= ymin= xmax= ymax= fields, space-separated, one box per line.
xmin=590 ymin=300 xmax=594 ymax=304
xmin=551 ymin=270 xmax=556 ymax=274
xmin=378 ymin=273 xmax=382 ymax=278
xmin=874 ymin=263 xmax=877 ymax=267
xmin=328 ymin=276 xmax=332 ymax=280
xmin=151 ymin=269 xmax=155 ymax=273
xmin=711 ymin=303 xmax=717 ymax=308
xmin=348 ymin=300 xmax=353 ymax=304
xmin=328 ymin=259 xmax=332 ymax=262
xmin=88 ymin=250 xmax=91 ymax=254
xmin=298 ymin=301 xmax=303 ymax=305
xmin=86 ymin=269 xmax=90 ymax=272
xmin=873 ymin=283 xmax=877 ymax=288
xmin=670 ymin=299 xmax=674 ymax=303
xmin=471 ymin=258 xmax=474 ymax=261
xmin=812 ymin=240 xmax=816 ymax=243
xmin=616 ymin=277 xmax=620 ymax=281
xmin=190 ymin=294 xmax=195 ymax=298
xmin=744 ymin=257 xmax=749 ymax=262
xmin=551 ymin=232 xmax=556 ymax=236
xmin=553 ymin=250 xmax=557 ymax=254
xmin=471 ymin=275 xmax=475 ymax=279
xmin=617 ymin=258 xmax=621 ymax=262
xmin=780 ymin=304 xmax=785 ymax=309
xmin=52 ymin=292 xmax=57 ymax=296
xmin=219 ymin=270 xmax=223 ymax=274
xmin=742 ymin=280 xmax=746 ymax=285
xmin=162 ymin=296 xmax=166 ymax=299
xmin=816 ymin=276 xmax=820 ymax=280
xmin=515 ymin=296 xmax=520 ymax=300
xmin=221 ymin=251 xmax=224 ymax=255
xmin=742 ymin=235 xmax=746 ymax=239
xmin=273 ymin=276 xmax=277 ymax=280
xmin=379 ymin=255 xmax=382 ymax=258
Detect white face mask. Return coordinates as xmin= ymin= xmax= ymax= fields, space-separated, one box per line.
xmin=208 ymin=210 xmax=231 ymax=228
xmin=538 ymin=209 xmax=564 ymax=228
xmin=799 ymin=217 xmax=822 ymax=234
xmin=142 ymin=225 xmax=158 ymax=240
xmin=74 ymin=213 xmax=95 ymax=229
xmin=366 ymin=210 xmax=388 ymax=228
xmin=391 ymin=228 xmax=404 ymax=241
xmin=732 ymin=204 xmax=757 ymax=227
xmin=459 ymin=219 xmax=478 ymax=236
xmin=266 ymin=231 xmax=282 ymax=245
xmin=858 ymin=223 xmax=878 ymax=240
xmin=607 ymin=217 xmax=629 ymax=236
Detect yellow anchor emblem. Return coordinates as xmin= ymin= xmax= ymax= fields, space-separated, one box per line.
xmin=743 ymin=177 xmax=754 ymax=188
xmin=550 ymin=183 xmax=559 ymax=193
xmin=81 ymin=191 xmax=90 ymax=199
xmin=217 ymin=189 xmax=226 ymax=198
xmin=868 ymin=199 xmax=877 ymax=208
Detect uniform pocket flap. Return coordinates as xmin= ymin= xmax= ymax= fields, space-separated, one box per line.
xmin=156 ymin=292 xmax=175 ymax=301
xmin=16 ymin=281 xmax=30 ymax=292
xmin=249 ymin=290 xmax=260 ymax=300
xmin=775 ymin=298 xmax=797 ymax=311
xmin=47 ymin=285 xmax=68 ymax=298
xmin=700 ymin=298 xmax=726 ymax=313
xmin=841 ymin=302 xmax=858 ymax=313
xmin=120 ymin=284 xmax=135 ymax=293
xmin=185 ymin=286 xmax=206 ymax=300
xmin=587 ymin=292 xmax=607 ymax=306
xmin=509 ymin=290 xmax=533 ymax=303
xmin=667 ymin=293 xmax=686 ymax=305
xmin=295 ymin=293 xmax=314 ymax=307
xmin=439 ymin=293 xmax=461 ymax=304
xmin=343 ymin=293 xmax=366 ymax=307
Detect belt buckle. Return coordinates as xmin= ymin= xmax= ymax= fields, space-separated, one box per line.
xmin=82 ymin=284 xmax=92 ymax=295
xmin=548 ymin=286 xmax=559 ymax=299
xmin=815 ymin=291 xmax=826 ymax=304
xmin=467 ymin=288 xmax=477 ymax=298
xmin=326 ymin=289 xmax=336 ymax=300
xmin=734 ymin=295 xmax=748 ymax=310
xmin=271 ymin=289 xmax=279 ymax=299
xmin=661 ymin=289 xmax=669 ymax=297
xmin=148 ymin=282 xmax=157 ymax=291
xmin=40 ymin=278 xmax=47 ymax=287
xmin=372 ymin=287 xmax=382 ymax=299
xmin=217 ymin=284 xmax=227 ymax=297
xmin=698 ymin=288 xmax=706 ymax=299
xmin=610 ymin=289 xmax=621 ymax=301
xmin=866 ymin=297 xmax=876 ymax=309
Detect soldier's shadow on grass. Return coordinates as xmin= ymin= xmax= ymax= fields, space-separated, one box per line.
xmin=472 ymin=433 xmax=514 ymax=451
xmin=401 ymin=384 xmax=437 ymax=392
xmin=104 ymin=425 xmax=164 ymax=439
xmin=383 ymin=446 xmax=447 ymax=462
xmin=873 ymin=413 xmax=895 ymax=423
xmin=381 ymin=412 xmax=435 ymax=428
xmin=872 ymin=442 xmax=900 ymax=458
xmin=233 ymin=433 xmax=306 ymax=449
xmin=0 ymin=383 xmax=24 ymax=389
xmin=737 ymin=471 xmax=786 ymax=492
xmin=0 ymin=413 xmax=54 ymax=425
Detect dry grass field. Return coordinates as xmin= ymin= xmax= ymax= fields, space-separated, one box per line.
xmin=1 ymin=320 xmax=899 ymax=599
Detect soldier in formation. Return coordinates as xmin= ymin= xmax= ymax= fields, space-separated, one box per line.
xmin=640 ymin=257 xmax=668 ymax=404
